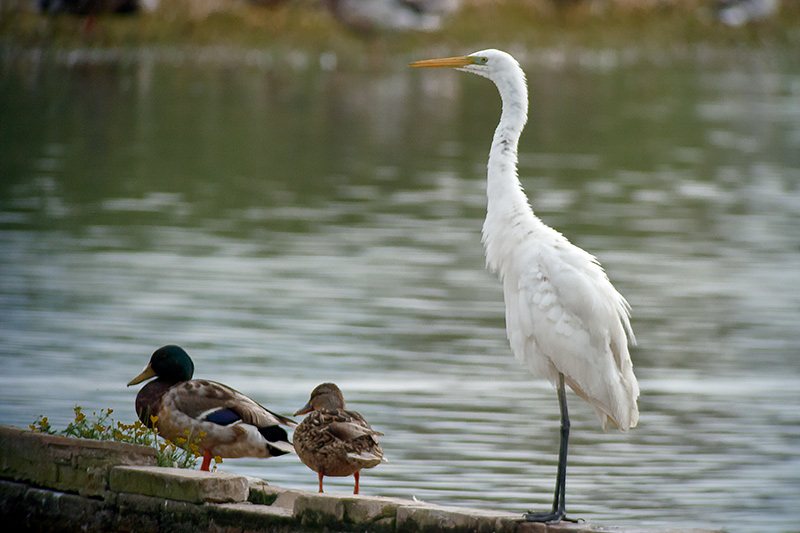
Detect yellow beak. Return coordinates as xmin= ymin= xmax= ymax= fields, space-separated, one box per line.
xmin=409 ymin=55 xmax=473 ymax=68
xmin=127 ymin=363 xmax=157 ymax=386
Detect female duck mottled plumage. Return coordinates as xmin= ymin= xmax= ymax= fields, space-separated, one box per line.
xmin=128 ymin=345 xmax=296 ymax=471
xmin=293 ymin=383 xmax=386 ymax=494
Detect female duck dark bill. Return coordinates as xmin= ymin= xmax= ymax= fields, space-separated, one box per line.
xmin=410 ymin=50 xmax=639 ymax=523
xmin=293 ymin=383 xmax=386 ymax=494
xmin=128 ymin=345 xmax=296 ymax=471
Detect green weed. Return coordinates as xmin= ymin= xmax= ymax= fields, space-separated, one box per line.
xmin=30 ymin=406 xmax=222 ymax=470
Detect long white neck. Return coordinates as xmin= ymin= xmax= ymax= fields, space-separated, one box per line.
xmin=481 ymin=62 xmax=539 ymax=274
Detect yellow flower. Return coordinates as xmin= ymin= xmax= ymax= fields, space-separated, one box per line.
xmin=150 ymin=415 xmax=158 ymax=425
xmin=214 ymin=456 xmax=222 ymax=464
xmin=199 ymin=431 xmax=207 ymax=438
xmin=176 ymin=437 xmax=186 ymax=444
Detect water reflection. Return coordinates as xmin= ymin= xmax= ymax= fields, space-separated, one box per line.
xmin=1 ymin=46 xmax=799 ymax=531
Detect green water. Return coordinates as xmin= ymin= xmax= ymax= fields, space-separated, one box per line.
xmin=1 ymin=46 xmax=799 ymax=531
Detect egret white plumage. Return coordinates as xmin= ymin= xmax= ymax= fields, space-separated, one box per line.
xmin=410 ymin=49 xmax=639 ymax=523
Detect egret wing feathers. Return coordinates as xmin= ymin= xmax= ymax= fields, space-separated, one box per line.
xmin=496 ymin=228 xmax=639 ymax=430
xmin=463 ymin=49 xmax=639 ymax=433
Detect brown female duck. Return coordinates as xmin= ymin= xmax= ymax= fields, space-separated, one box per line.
xmin=128 ymin=345 xmax=296 ymax=471
xmin=293 ymin=383 xmax=386 ymax=494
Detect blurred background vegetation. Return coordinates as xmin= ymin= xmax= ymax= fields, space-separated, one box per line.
xmin=1 ymin=0 xmax=799 ymax=55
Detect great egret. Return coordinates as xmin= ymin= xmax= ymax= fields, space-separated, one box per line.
xmin=410 ymin=49 xmax=639 ymax=523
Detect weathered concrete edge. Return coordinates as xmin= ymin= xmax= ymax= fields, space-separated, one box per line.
xmin=0 ymin=476 xmax=629 ymax=533
xmin=0 ymin=425 xmax=157 ymax=498
xmin=0 ymin=471 xmax=726 ymax=533
xmin=110 ymin=465 xmax=249 ymax=504
xmin=0 ymin=426 xmax=725 ymax=533
xmin=0 ymin=479 xmax=296 ymax=533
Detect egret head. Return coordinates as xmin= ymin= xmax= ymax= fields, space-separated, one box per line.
xmin=409 ymin=49 xmax=520 ymax=82
xmin=410 ymin=48 xmax=528 ymax=125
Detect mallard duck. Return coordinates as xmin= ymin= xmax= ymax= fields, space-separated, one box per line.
xmin=293 ymin=383 xmax=386 ymax=494
xmin=127 ymin=345 xmax=296 ymax=471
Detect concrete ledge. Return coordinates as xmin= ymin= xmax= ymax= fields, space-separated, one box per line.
xmin=0 ymin=425 xmax=724 ymax=533
xmin=0 ymin=426 xmax=157 ymax=497
xmin=294 ymin=491 xmax=425 ymax=531
xmin=1 ymin=480 xmax=108 ymax=532
xmin=210 ymin=501 xmax=295 ymax=529
xmin=247 ymin=477 xmax=305 ymax=509
xmin=396 ymin=504 xmax=525 ymax=533
xmin=109 ymin=466 xmax=248 ymax=504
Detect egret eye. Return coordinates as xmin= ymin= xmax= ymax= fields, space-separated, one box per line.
xmin=475 ymin=56 xmax=488 ymax=65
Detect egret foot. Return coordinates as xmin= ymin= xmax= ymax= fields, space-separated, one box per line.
xmin=523 ymin=510 xmax=579 ymax=523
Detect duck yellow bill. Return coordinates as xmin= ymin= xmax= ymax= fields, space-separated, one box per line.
xmin=409 ymin=56 xmax=473 ymax=68
xmin=127 ymin=364 xmax=156 ymax=386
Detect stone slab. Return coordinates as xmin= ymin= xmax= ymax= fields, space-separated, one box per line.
xmin=396 ymin=503 xmax=525 ymax=533
xmin=109 ymin=465 xmax=248 ymax=504
xmin=294 ymin=491 xmax=441 ymax=532
xmin=247 ymin=478 xmax=305 ymax=509
xmin=294 ymin=490 xmax=346 ymax=524
xmin=217 ymin=502 xmax=294 ymax=518
xmin=0 ymin=426 xmax=157 ymax=497
xmin=208 ymin=501 xmax=296 ymax=531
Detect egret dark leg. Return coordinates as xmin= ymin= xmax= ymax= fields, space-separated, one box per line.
xmin=525 ymin=373 xmax=572 ymax=523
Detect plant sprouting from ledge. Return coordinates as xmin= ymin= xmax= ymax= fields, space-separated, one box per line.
xmin=30 ymin=406 xmax=221 ymax=470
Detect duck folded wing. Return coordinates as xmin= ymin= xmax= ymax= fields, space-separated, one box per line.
xmin=324 ymin=420 xmax=383 ymax=442
xmin=202 ymin=408 xmax=242 ymax=426
xmin=170 ymin=380 xmax=296 ymax=428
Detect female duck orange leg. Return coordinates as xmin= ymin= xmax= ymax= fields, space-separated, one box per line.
xmin=317 ymin=472 xmax=361 ymax=494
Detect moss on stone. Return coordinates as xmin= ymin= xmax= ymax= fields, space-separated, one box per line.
xmin=248 ymin=487 xmax=279 ymax=506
